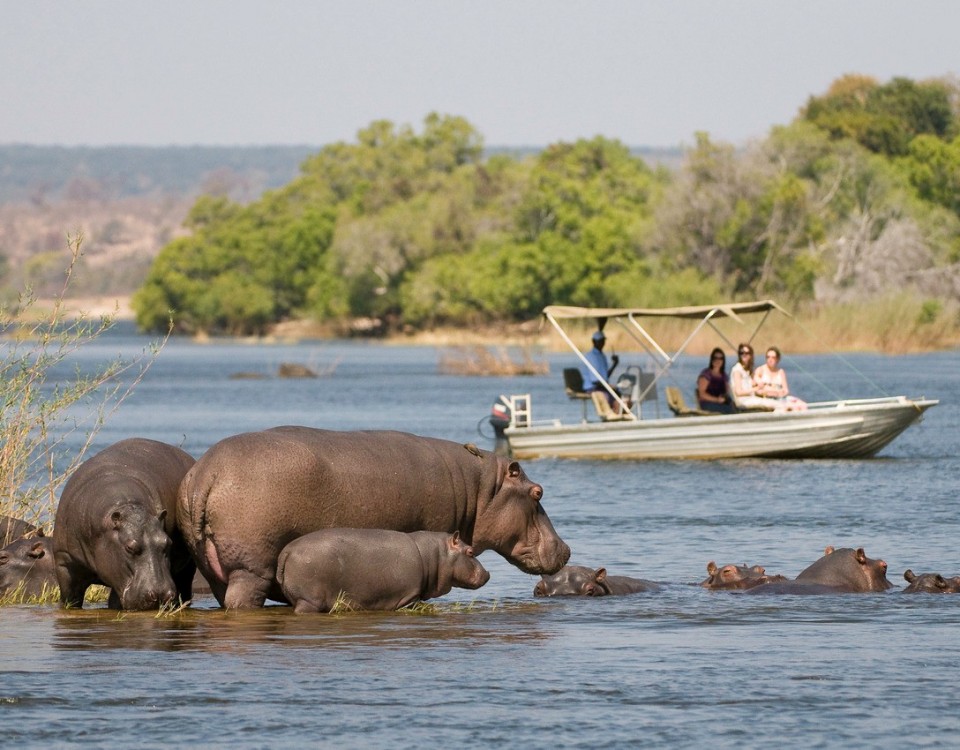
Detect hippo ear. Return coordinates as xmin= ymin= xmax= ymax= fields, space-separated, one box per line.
xmin=110 ymin=511 xmax=123 ymax=529
xmin=855 ymin=548 xmax=867 ymax=564
xmin=935 ymin=575 xmax=948 ymax=589
xmin=904 ymin=569 xmax=915 ymax=582
xmin=451 ymin=530 xmax=461 ymax=545
xmin=594 ymin=568 xmax=607 ymax=582
xmin=824 ymin=546 xmax=835 ymax=556
xmin=28 ymin=542 xmax=45 ymax=559
xmin=36 ymin=527 xmax=46 ymax=538
xmin=0 ymin=552 xmax=8 ymax=565
xmin=158 ymin=509 xmax=168 ymax=523
xmin=507 ymin=461 xmax=521 ymax=478
xmin=706 ymin=561 xmax=718 ymax=575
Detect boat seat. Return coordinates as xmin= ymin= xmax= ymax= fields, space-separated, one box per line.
xmin=665 ymin=386 xmax=718 ymax=417
xmin=590 ymin=392 xmax=631 ymax=421
xmin=563 ymin=368 xmax=592 ymax=422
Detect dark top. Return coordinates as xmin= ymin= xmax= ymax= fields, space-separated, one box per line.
xmin=698 ymin=368 xmax=729 ymax=400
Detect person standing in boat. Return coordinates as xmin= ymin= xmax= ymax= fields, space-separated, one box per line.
xmin=753 ymin=346 xmax=807 ymax=411
xmin=697 ymin=347 xmax=735 ymax=414
xmin=730 ymin=343 xmax=774 ymax=411
xmin=581 ymin=330 xmax=620 ymax=406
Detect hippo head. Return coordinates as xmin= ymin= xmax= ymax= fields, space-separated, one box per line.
xmin=472 ymin=457 xmax=570 ymax=576
xmin=446 ymin=532 xmax=490 ymax=590
xmin=701 ymin=561 xmax=777 ymax=590
xmin=0 ymin=535 xmax=56 ymax=598
xmin=903 ymin=569 xmax=960 ymax=594
xmin=796 ymin=546 xmax=893 ymax=592
xmin=101 ymin=507 xmax=178 ymax=610
xmin=534 ymin=565 xmax=610 ymax=597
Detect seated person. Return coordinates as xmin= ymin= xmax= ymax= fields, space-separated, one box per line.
xmin=581 ymin=330 xmax=621 ymax=408
xmin=730 ymin=343 xmax=774 ymax=411
xmin=697 ymin=347 xmax=735 ymax=414
xmin=753 ymin=346 xmax=807 ymax=411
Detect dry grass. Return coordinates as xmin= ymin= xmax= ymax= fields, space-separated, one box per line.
xmin=438 ymin=345 xmax=549 ymax=376
xmin=0 ymin=582 xmax=109 ymax=607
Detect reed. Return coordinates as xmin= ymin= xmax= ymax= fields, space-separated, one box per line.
xmin=438 ymin=345 xmax=549 ymax=376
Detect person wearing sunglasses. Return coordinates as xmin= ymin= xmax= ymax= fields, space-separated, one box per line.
xmin=730 ymin=343 xmax=774 ymax=411
xmin=696 ymin=347 xmax=735 ymax=414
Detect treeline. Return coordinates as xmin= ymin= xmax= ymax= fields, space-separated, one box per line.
xmin=133 ymin=75 xmax=960 ymax=336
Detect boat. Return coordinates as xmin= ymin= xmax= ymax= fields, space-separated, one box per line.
xmin=487 ymin=300 xmax=938 ymax=460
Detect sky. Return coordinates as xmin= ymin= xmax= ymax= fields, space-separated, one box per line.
xmin=3 ymin=1 xmax=958 ymax=149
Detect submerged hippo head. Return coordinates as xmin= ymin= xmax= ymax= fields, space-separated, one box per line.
xmin=796 ymin=546 xmax=892 ymax=592
xmin=701 ymin=561 xmax=784 ymax=590
xmin=473 ymin=457 xmax=570 ymax=576
xmin=102 ymin=508 xmax=178 ymax=610
xmin=534 ymin=565 xmax=611 ymax=597
xmin=903 ymin=569 xmax=960 ymax=594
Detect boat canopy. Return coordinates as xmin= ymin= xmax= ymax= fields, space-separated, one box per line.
xmin=543 ymin=299 xmax=791 ymax=323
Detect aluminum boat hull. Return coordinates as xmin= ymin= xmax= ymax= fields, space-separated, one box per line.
xmin=504 ymin=397 xmax=937 ymax=460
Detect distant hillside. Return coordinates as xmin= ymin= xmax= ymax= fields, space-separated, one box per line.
xmin=0 ymin=144 xmax=320 ymax=203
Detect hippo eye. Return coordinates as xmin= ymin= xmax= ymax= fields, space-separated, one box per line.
xmin=125 ymin=540 xmax=142 ymax=556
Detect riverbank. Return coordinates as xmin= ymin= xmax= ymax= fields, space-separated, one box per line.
xmin=40 ymin=294 xmax=960 ymax=355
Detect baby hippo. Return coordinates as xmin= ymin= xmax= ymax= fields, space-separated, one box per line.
xmin=534 ymin=565 xmax=659 ymax=597
xmin=902 ymin=570 xmax=960 ymax=594
xmin=276 ymin=529 xmax=490 ymax=613
xmin=0 ymin=533 xmax=56 ymax=599
xmin=1 ymin=515 xmax=37 ymax=547
xmin=701 ymin=561 xmax=787 ymax=590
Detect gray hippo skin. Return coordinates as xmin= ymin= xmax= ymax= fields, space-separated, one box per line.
xmin=1 ymin=515 xmax=37 ymax=547
xmin=903 ymin=569 xmax=960 ymax=593
xmin=0 ymin=534 xmax=56 ymax=598
xmin=700 ymin=561 xmax=788 ymax=590
xmin=53 ymin=438 xmax=196 ymax=610
xmin=177 ymin=427 xmax=570 ymax=609
xmin=794 ymin=546 xmax=892 ymax=592
xmin=276 ymin=529 xmax=490 ymax=613
xmin=534 ymin=565 xmax=659 ymax=596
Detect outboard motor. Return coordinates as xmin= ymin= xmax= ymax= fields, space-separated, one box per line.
xmin=489 ymin=396 xmax=512 ymax=456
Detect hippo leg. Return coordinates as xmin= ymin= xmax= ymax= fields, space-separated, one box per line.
xmin=171 ymin=560 xmax=197 ymax=604
xmin=107 ymin=589 xmax=122 ymax=609
xmin=56 ymin=561 xmax=94 ymax=609
xmin=223 ymin=569 xmax=272 ymax=609
xmin=293 ymin=599 xmax=323 ymax=614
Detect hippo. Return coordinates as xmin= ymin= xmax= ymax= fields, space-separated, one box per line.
xmin=902 ymin=570 xmax=960 ymax=594
xmin=700 ymin=561 xmax=788 ymax=590
xmin=276 ymin=529 xmax=490 ymax=613
xmin=1 ymin=515 xmax=37 ymax=547
xmin=53 ymin=438 xmax=196 ymax=610
xmin=793 ymin=546 xmax=892 ymax=592
xmin=177 ymin=427 xmax=570 ymax=609
xmin=534 ymin=565 xmax=659 ymax=597
xmin=0 ymin=534 xmax=56 ymax=599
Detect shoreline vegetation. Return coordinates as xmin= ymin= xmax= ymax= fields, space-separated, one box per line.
xmin=35 ymin=291 xmax=960 ymax=356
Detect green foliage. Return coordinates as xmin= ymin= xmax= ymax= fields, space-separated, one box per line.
xmin=133 ymin=80 xmax=960 ymax=334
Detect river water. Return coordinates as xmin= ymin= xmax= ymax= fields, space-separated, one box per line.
xmin=1 ymin=332 xmax=958 ymax=748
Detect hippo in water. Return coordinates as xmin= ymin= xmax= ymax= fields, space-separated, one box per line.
xmin=53 ymin=438 xmax=196 ymax=610
xmin=747 ymin=546 xmax=892 ymax=595
xmin=177 ymin=428 xmax=569 ymax=608
xmin=700 ymin=561 xmax=788 ymax=590
xmin=902 ymin=570 xmax=960 ymax=594
xmin=0 ymin=533 xmax=56 ymax=599
xmin=277 ymin=529 xmax=490 ymax=613
xmin=534 ymin=564 xmax=659 ymax=597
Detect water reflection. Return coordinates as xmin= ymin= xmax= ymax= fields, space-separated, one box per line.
xmin=51 ymin=599 xmax=550 ymax=654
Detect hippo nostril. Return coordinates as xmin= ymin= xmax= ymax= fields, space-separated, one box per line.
xmin=530 ymin=485 xmax=543 ymax=501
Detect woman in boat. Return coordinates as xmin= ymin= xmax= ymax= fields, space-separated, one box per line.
xmin=696 ymin=347 xmax=735 ymax=414
xmin=730 ymin=343 xmax=774 ymax=411
xmin=752 ymin=346 xmax=807 ymax=411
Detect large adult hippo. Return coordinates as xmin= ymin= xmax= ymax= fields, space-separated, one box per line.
xmin=277 ymin=529 xmax=490 ymax=613
xmin=534 ymin=565 xmax=659 ymax=596
xmin=794 ymin=546 xmax=892 ymax=592
xmin=53 ymin=438 xmax=196 ymax=610
xmin=0 ymin=533 xmax=56 ymax=599
xmin=177 ymin=427 xmax=570 ymax=608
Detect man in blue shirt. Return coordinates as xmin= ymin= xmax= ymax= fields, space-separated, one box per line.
xmin=581 ymin=330 xmax=620 ymax=402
